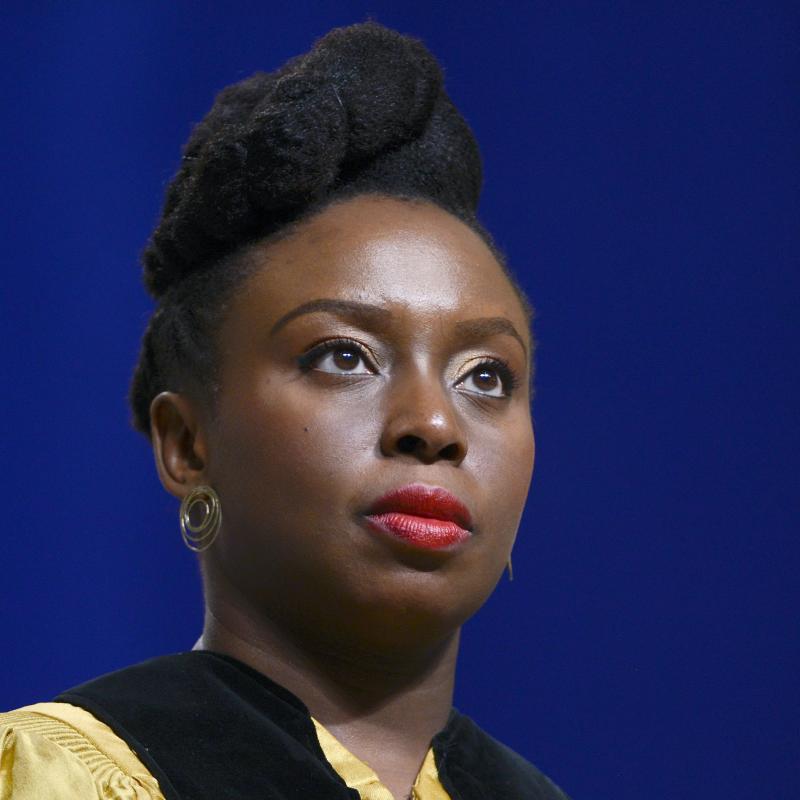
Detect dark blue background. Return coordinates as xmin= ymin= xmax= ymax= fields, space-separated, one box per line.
xmin=2 ymin=3 xmax=798 ymax=798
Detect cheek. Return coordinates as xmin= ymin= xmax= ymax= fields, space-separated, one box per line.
xmin=470 ymin=413 xmax=535 ymax=532
xmin=505 ymin=428 xmax=535 ymax=538
xmin=208 ymin=381 xmax=380 ymax=540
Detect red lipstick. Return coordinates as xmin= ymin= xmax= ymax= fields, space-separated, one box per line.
xmin=364 ymin=484 xmax=473 ymax=550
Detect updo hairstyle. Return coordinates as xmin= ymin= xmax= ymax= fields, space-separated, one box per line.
xmin=129 ymin=22 xmax=522 ymax=437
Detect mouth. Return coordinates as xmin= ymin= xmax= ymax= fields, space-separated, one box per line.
xmin=363 ymin=484 xmax=473 ymax=550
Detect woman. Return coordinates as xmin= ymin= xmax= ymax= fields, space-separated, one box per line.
xmin=0 ymin=22 xmax=569 ymax=800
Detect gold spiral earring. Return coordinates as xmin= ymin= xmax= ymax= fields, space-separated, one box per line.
xmin=179 ymin=485 xmax=222 ymax=552
xmin=506 ymin=556 xmax=514 ymax=582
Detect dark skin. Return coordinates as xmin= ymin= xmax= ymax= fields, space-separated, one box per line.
xmin=151 ymin=195 xmax=535 ymax=799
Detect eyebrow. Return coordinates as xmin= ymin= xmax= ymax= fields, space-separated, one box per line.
xmin=270 ymin=298 xmax=529 ymax=357
xmin=270 ymin=299 xmax=392 ymax=335
xmin=454 ymin=317 xmax=529 ymax=359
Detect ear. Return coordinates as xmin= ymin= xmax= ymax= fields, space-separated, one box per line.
xmin=150 ymin=391 xmax=209 ymax=499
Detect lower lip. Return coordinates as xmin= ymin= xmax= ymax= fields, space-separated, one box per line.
xmin=364 ymin=512 xmax=470 ymax=550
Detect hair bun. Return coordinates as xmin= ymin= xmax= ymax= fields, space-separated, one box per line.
xmin=305 ymin=23 xmax=442 ymax=162
xmin=143 ymin=22 xmax=480 ymax=299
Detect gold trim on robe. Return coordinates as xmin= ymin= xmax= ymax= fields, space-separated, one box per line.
xmin=0 ymin=703 xmax=451 ymax=799
xmin=0 ymin=702 xmax=164 ymax=799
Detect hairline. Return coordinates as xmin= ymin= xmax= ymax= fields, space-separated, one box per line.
xmin=143 ymin=191 xmax=534 ymax=433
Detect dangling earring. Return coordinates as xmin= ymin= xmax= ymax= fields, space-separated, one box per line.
xmin=506 ymin=556 xmax=514 ymax=582
xmin=179 ymin=485 xmax=222 ymax=552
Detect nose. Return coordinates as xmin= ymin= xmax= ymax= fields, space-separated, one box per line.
xmin=379 ymin=368 xmax=468 ymax=465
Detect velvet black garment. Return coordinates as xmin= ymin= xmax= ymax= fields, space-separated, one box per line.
xmin=56 ymin=651 xmax=569 ymax=800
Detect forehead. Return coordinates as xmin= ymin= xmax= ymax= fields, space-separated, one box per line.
xmin=231 ymin=195 xmax=528 ymax=335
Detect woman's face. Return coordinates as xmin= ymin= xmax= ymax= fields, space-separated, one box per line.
xmin=199 ymin=195 xmax=535 ymax=652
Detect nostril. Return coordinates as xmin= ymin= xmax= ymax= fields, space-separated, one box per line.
xmin=397 ymin=434 xmax=420 ymax=454
xmin=439 ymin=443 xmax=461 ymax=462
xmin=394 ymin=435 xmax=462 ymax=462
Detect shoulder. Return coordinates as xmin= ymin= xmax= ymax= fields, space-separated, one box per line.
xmin=0 ymin=702 xmax=165 ymax=799
xmin=56 ymin=650 xmax=302 ymax=710
xmin=436 ymin=710 xmax=572 ymax=800
xmin=50 ymin=652 xmax=327 ymax=800
xmin=54 ymin=650 xmax=309 ymax=744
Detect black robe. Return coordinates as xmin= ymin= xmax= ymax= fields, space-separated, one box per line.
xmin=56 ymin=651 xmax=570 ymax=799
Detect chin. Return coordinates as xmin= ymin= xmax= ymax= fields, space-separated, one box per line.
xmin=328 ymin=565 xmax=501 ymax=652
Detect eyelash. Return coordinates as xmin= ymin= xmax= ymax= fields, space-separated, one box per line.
xmin=297 ymin=337 xmax=377 ymax=373
xmin=297 ymin=338 xmax=520 ymax=398
xmin=464 ymin=358 xmax=520 ymax=398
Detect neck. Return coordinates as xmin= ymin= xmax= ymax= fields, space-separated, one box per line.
xmin=197 ymin=597 xmax=459 ymax=729
xmin=196 ymin=595 xmax=460 ymax=798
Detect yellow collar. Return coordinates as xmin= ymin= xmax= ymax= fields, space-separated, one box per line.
xmin=312 ymin=718 xmax=452 ymax=800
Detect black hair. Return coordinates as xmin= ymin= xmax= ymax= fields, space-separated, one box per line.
xmin=129 ymin=22 xmax=528 ymax=437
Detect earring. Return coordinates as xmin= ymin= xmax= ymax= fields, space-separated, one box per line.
xmin=506 ymin=556 xmax=514 ymax=582
xmin=179 ymin=485 xmax=222 ymax=552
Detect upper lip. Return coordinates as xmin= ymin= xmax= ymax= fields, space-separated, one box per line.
xmin=365 ymin=484 xmax=474 ymax=531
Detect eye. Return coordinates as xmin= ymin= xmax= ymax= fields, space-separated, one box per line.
xmin=298 ymin=338 xmax=376 ymax=375
xmin=455 ymin=360 xmax=517 ymax=398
